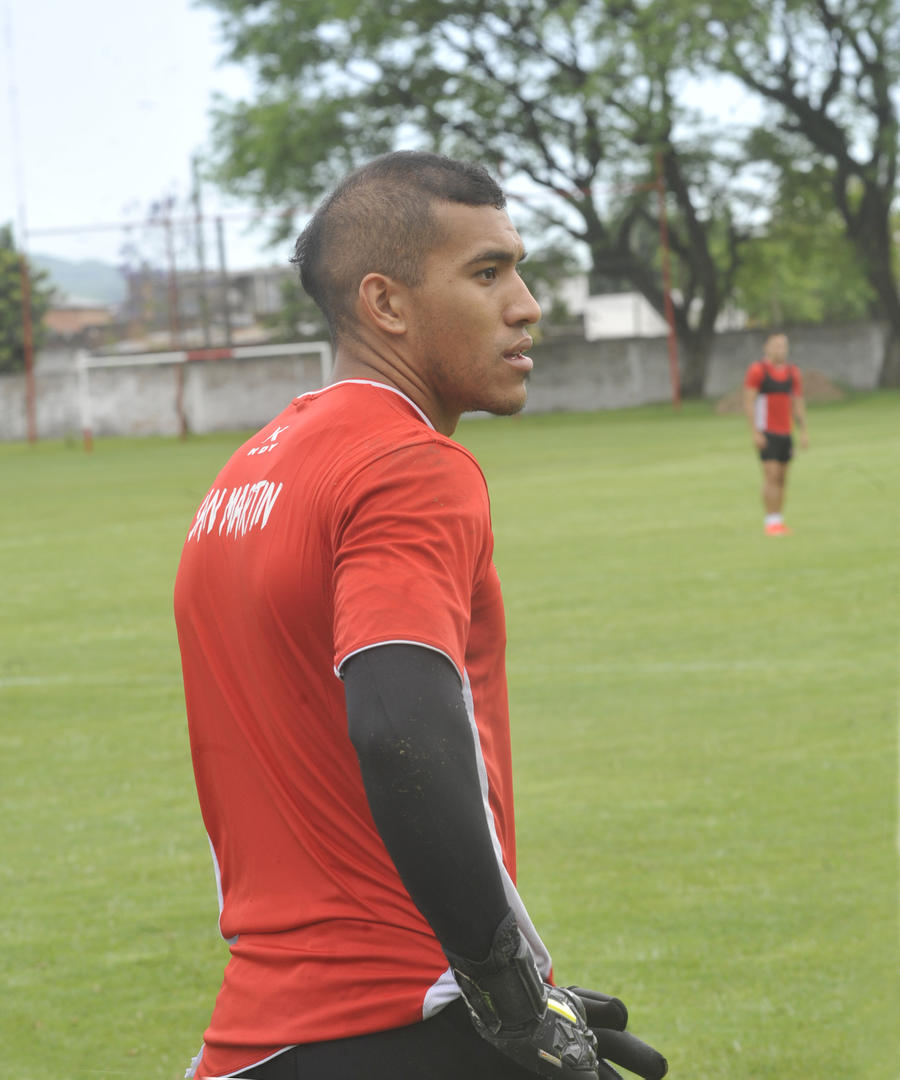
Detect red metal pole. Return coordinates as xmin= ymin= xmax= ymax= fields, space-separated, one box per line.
xmin=175 ymin=361 xmax=187 ymax=440
xmin=162 ymin=213 xmax=188 ymax=438
xmin=165 ymin=215 xmax=181 ymax=348
xmin=19 ymin=254 xmax=37 ymax=441
xmin=655 ymin=150 xmax=681 ymax=409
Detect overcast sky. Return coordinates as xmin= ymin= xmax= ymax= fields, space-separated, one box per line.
xmin=2 ymin=0 xmax=766 ymax=276
xmin=1 ymin=0 xmax=283 ymax=268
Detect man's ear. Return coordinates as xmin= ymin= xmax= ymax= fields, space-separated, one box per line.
xmin=358 ymin=273 xmax=410 ymax=336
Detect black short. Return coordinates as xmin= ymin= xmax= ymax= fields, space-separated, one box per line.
xmin=233 ymin=998 xmax=535 ymax=1079
xmin=759 ymin=432 xmax=793 ymax=463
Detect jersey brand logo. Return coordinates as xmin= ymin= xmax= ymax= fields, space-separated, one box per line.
xmin=248 ymin=425 xmax=290 ymax=456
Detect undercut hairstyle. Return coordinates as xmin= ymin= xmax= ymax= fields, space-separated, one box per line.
xmin=291 ymin=151 xmax=507 ymax=342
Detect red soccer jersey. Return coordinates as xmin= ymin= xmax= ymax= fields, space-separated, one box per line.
xmin=744 ymin=360 xmax=802 ymax=436
xmin=174 ymin=381 xmax=550 ymax=1079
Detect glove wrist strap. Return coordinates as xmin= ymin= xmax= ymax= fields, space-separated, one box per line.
xmin=446 ymin=909 xmax=546 ymax=1035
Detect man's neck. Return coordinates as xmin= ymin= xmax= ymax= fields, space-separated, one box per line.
xmin=330 ymin=342 xmax=458 ymax=436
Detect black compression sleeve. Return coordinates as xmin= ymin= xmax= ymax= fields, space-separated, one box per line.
xmin=344 ymin=644 xmax=511 ymax=962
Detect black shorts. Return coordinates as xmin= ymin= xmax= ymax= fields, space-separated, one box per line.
xmin=233 ymin=998 xmax=536 ymax=1079
xmin=759 ymin=432 xmax=793 ymax=463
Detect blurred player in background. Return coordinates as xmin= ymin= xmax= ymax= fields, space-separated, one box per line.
xmin=174 ymin=152 xmax=667 ymax=1080
xmin=743 ymin=332 xmax=809 ymax=536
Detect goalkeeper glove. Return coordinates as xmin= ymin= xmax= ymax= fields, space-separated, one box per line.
xmin=446 ymin=910 xmax=600 ymax=1078
xmin=565 ymin=986 xmax=667 ymax=1080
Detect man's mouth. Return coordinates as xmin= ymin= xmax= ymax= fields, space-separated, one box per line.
xmin=503 ymin=338 xmax=534 ymax=371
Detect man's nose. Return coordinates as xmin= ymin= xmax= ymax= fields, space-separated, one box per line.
xmin=509 ymin=278 xmax=542 ymax=325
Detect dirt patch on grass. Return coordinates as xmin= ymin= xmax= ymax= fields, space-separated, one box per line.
xmin=715 ymin=369 xmax=847 ymax=414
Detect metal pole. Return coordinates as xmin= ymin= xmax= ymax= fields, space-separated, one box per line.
xmin=6 ymin=0 xmax=37 ymax=440
xmin=655 ymin=150 xmax=681 ymax=410
xmin=19 ymin=254 xmax=36 ymax=442
xmin=216 ymin=216 xmax=233 ymax=347
xmin=75 ymin=349 xmax=93 ymax=451
xmin=192 ymin=155 xmax=212 ymax=347
xmin=175 ymin=358 xmax=187 ymax=440
xmin=164 ymin=213 xmax=181 ymax=348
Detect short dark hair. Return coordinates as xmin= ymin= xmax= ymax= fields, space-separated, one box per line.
xmin=291 ymin=151 xmax=506 ymax=342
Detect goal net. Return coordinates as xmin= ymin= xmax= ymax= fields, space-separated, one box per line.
xmin=75 ymin=341 xmax=332 ymax=449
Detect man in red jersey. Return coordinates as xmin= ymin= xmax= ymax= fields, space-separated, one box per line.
xmin=175 ymin=153 xmax=667 ymax=1080
xmin=743 ymin=332 xmax=810 ymax=536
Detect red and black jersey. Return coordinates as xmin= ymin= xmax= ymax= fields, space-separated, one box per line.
xmin=744 ymin=360 xmax=803 ymax=435
xmin=174 ymin=381 xmax=549 ymax=1078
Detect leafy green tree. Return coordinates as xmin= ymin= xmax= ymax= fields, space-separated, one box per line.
xmin=0 ymin=225 xmax=53 ymax=375
xmin=732 ymin=140 xmax=876 ymax=325
xmin=202 ymin=0 xmax=758 ymax=396
xmin=697 ymin=0 xmax=900 ymax=385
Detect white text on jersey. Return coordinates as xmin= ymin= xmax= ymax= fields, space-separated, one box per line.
xmin=187 ymin=480 xmax=284 ymax=542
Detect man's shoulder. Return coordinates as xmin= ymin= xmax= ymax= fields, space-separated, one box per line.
xmin=301 ymin=382 xmax=486 ymax=494
xmin=207 ymin=382 xmax=449 ymax=487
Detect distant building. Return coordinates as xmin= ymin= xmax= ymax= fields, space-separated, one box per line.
xmin=45 ymin=300 xmax=116 ymax=346
xmin=118 ymin=263 xmax=296 ymax=348
xmin=549 ymin=275 xmax=746 ymax=341
xmin=67 ymin=263 xmax=749 ymax=357
xmin=583 ymin=291 xmax=671 ymax=340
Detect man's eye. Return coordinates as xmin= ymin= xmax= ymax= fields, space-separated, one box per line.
xmin=479 ymin=267 xmax=498 ymax=280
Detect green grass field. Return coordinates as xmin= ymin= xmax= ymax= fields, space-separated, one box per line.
xmin=2 ymin=391 xmax=898 ymax=1079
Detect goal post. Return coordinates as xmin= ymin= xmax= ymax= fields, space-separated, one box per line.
xmin=75 ymin=341 xmax=333 ymax=450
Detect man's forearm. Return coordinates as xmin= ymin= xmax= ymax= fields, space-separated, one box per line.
xmin=344 ymin=643 xmax=510 ymax=962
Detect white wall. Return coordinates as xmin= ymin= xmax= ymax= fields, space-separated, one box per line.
xmin=0 ymin=322 xmax=887 ymax=441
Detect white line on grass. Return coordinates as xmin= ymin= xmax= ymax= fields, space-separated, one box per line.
xmin=508 ymin=658 xmax=870 ymax=675
xmin=895 ymin=657 xmax=900 ymax=997
xmin=0 ymin=673 xmax=175 ymax=688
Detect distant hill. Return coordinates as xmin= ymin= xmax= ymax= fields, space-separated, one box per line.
xmin=31 ymin=254 xmax=127 ymax=306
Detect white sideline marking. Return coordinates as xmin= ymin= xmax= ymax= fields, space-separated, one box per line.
xmin=896 ymin=670 xmax=900 ymax=957
xmin=507 ymin=657 xmax=866 ymax=675
xmin=0 ymin=673 xmax=173 ymax=689
xmin=896 ymin=670 xmax=900 ymax=854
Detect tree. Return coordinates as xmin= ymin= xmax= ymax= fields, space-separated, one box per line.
xmin=503 ymin=240 xmax=586 ymax=329
xmin=732 ymin=136 xmax=876 ymax=324
xmin=698 ymin=0 xmax=900 ymax=385
xmin=0 ymin=225 xmax=54 ymax=375
xmin=202 ymin=0 xmax=760 ymax=396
